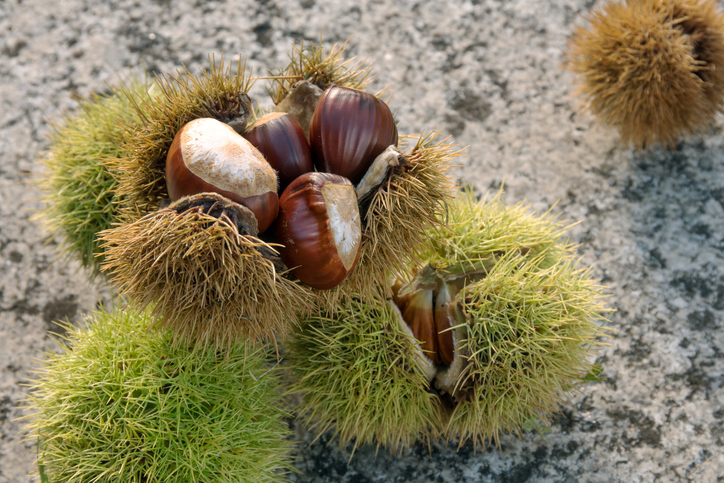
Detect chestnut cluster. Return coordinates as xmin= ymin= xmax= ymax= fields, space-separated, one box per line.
xmin=165 ymin=86 xmax=398 ymax=290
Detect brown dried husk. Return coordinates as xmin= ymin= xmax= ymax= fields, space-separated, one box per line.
xmin=267 ymin=38 xmax=375 ymax=106
xmin=315 ymin=132 xmax=459 ymax=308
xmin=99 ymin=200 xmax=313 ymax=350
xmin=566 ymin=0 xmax=724 ymax=148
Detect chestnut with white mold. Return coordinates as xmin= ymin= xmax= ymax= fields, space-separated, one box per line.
xmin=275 ymin=172 xmax=362 ymax=290
xmin=165 ymin=117 xmax=279 ymax=233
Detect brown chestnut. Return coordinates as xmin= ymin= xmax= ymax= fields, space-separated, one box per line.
xmin=433 ymin=281 xmax=456 ymax=367
xmin=275 ymin=172 xmax=362 ymax=290
xmin=393 ymin=279 xmax=459 ymax=367
xmin=309 ymin=86 xmax=398 ymax=185
xmin=242 ymin=112 xmax=314 ymax=193
xmin=395 ymin=288 xmax=440 ymax=365
xmin=165 ymin=117 xmax=280 ymax=232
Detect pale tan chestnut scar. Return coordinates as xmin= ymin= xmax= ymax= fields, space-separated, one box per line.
xmin=255 ymin=111 xmax=285 ymax=125
xmin=321 ymin=183 xmax=361 ymax=271
xmin=181 ymin=118 xmax=277 ymax=198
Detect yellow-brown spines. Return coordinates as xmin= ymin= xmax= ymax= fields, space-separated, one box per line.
xmin=566 ymin=0 xmax=724 ymax=148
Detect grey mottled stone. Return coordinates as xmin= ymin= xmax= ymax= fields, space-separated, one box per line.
xmin=1 ymin=0 xmax=722 ymax=481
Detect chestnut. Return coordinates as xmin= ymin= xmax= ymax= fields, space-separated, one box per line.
xmin=433 ymin=281 xmax=456 ymax=367
xmin=395 ymin=288 xmax=440 ymax=365
xmin=309 ymin=86 xmax=398 ymax=185
xmin=275 ymin=172 xmax=362 ymax=290
xmin=392 ymin=280 xmax=458 ymax=367
xmin=242 ymin=112 xmax=314 ymax=193
xmin=165 ymin=117 xmax=279 ymax=233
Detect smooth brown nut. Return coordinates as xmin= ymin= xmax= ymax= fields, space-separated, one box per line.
xmin=396 ymin=288 xmax=439 ymax=365
xmin=165 ymin=117 xmax=279 ymax=232
xmin=433 ymin=281 xmax=456 ymax=367
xmin=309 ymin=86 xmax=398 ymax=185
xmin=275 ymin=172 xmax=362 ymax=290
xmin=243 ymin=112 xmax=314 ymax=193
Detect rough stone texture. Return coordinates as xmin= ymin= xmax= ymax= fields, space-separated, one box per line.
xmin=1 ymin=0 xmax=723 ymax=481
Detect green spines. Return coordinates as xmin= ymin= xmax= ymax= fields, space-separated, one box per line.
xmin=37 ymin=79 xmax=150 ymax=273
xmin=450 ymin=250 xmax=606 ymax=446
xmin=432 ymin=192 xmax=608 ymax=445
xmin=424 ymin=190 xmax=568 ymax=276
xmin=25 ymin=306 xmax=293 ymax=482
xmin=287 ymin=190 xmax=608 ymax=450
xmin=287 ymin=299 xmax=441 ymax=453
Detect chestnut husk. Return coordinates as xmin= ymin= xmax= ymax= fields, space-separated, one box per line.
xmin=98 ymin=192 xmax=312 ymax=349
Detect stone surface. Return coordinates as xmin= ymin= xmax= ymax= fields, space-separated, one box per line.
xmin=1 ymin=0 xmax=723 ymax=481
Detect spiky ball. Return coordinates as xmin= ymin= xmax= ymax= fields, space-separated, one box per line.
xmin=99 ymin=196 xmax=312 ymax=350
xmin=424 ymin=192 xmax=608 ymax=446
xmin=288 ymin=191 xmax=607 ymax=451
xmin=37 ymin=80 xmax=150 ymax=273
xmin=25 ymin=306 xmax=293 ymax=482
xmin=566 ymin=0 xmax=724 ymax=148
xmin=286 ymin=299 xmax=442 ymax=453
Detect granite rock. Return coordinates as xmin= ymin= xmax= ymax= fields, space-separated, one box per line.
xmin=1 ymin=0 xmax=723 ymax=481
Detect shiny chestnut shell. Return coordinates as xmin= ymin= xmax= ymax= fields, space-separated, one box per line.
xmin=393 ymin=283 xmax=457 ymax=367
xmin=433 ymin=282 xmax=456 ymax=367
xmin=275 ymin=172 xmax=362 ymax=290
xmin=243 ymin=112 xmax=314 ymax=193
xmin=309 ymin=86 xmax=398 ymax=185
xmin=395 ymin=289 xmax=440 ymax=365
xmin=165 ymin=118 xmax=279 ymax=233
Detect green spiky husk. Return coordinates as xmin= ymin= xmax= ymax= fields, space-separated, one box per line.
xmin=427 ymin=192 xmax=608 ymax=446
xmin=109 ymin=56 xmax=255 ymax=221
xmin=99 ymin=206 xmax=312 ymax=349
xmin=24 ymin=305 xmax=293 ymax=483
xmin=315 ymin=133 xmax=459 ymax=308
xmin=286 ymin=299 xmax=442 ymax=453
xmin=566 ymin=0 xmax=724 ymax=148
xmin=423 ymin=190 xmax=569 ymax=277
xmin=287 ymin=194 xmax=607 ymax=452
xmin=267 ymin=38 xmax=375 ymax=105
xmin=36 ymin=79 xmax=150 ymax=273
xmin=448 ymin=251 xmax=606 ymax=446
